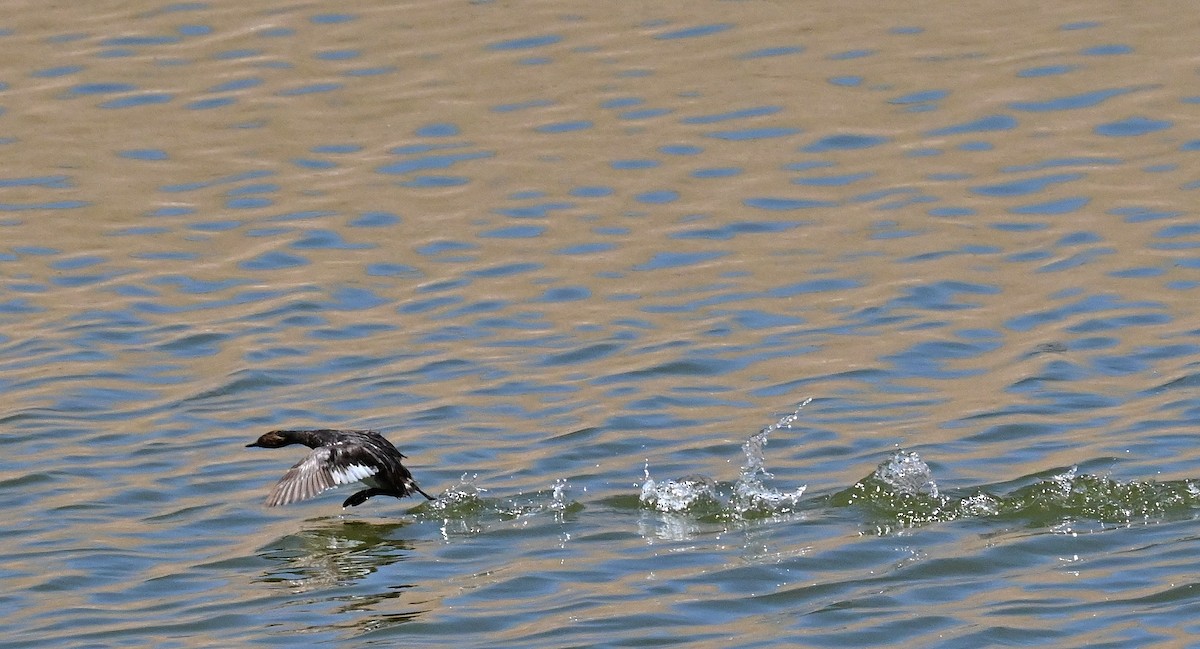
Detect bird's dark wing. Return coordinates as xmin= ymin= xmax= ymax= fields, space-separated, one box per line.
xmin=264 ymin=446 xmax=380 ymax=506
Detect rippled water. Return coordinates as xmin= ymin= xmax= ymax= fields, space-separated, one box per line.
xmin=3 ymin=1 xmax=1200 ymax=647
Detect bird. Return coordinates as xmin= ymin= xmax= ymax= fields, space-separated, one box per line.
xmin=246 ymin=429 xmax=435 ymax=507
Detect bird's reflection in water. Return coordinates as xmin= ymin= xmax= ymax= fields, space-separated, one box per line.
xmin=257 ymin=516 xmax=427 ymax=632
xmin=259 ymin=517 xmax=415 ymax=591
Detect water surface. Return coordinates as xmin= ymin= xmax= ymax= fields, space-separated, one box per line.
xmin=3 ymin=1 xmax=1200 ymax=647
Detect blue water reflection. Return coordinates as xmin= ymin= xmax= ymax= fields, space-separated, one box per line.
xmin=1009 ymin=86 xmax=1148 ymax=111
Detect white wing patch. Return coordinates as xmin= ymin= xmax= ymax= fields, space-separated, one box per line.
xmin=330 ymin=463 xmax=378 ymax=485
xmin=265 ymin=448 xmax=381 ymax=507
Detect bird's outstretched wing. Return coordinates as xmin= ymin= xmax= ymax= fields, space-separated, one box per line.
xmin=264 ymin=446 xmax=379 ymax=507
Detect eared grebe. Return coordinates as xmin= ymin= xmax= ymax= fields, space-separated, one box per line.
xmin=246 ymin=429 xmax=435 ymax=507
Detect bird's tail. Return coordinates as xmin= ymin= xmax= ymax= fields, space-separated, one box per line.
xmin=410 ymin=481 xmax=435 ymax=501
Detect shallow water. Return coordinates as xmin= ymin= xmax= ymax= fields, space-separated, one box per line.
xmin=3 ymin=1 xmax=1200 ymax=647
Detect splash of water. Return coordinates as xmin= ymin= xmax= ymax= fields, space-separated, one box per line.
xmin=428 ymin=474 xmax=488 ymax=538
xmin=739 ymin=397 xmax=812 ymax=483
xmin=640 ymin=399 xmax=812 ymax=517
xmin=733 ymin=398 xmax=812 ymax=514
xmin=551 ymin=478 xmax=569 ymax=511
xmin=639 ymin=468 xmax=721 ymax=514
xmin=426 ymin=473 xmax=487 ymax=514
xmin=641 ymin=397 xmax=1200 ymax=532
xmin=426 ymin=474 xmax=584 ymax=539
xmin=837 ymin=450 xmax=1200 ymax=530
xmin=874 ymin=450 xmax=939 ymax=498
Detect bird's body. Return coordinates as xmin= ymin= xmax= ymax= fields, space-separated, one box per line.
xmin=246 ymin=429 xmax=435 ymax=507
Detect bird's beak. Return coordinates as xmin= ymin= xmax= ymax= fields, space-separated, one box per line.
xmin=246 ymin=441 xmax=261 ymax=448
